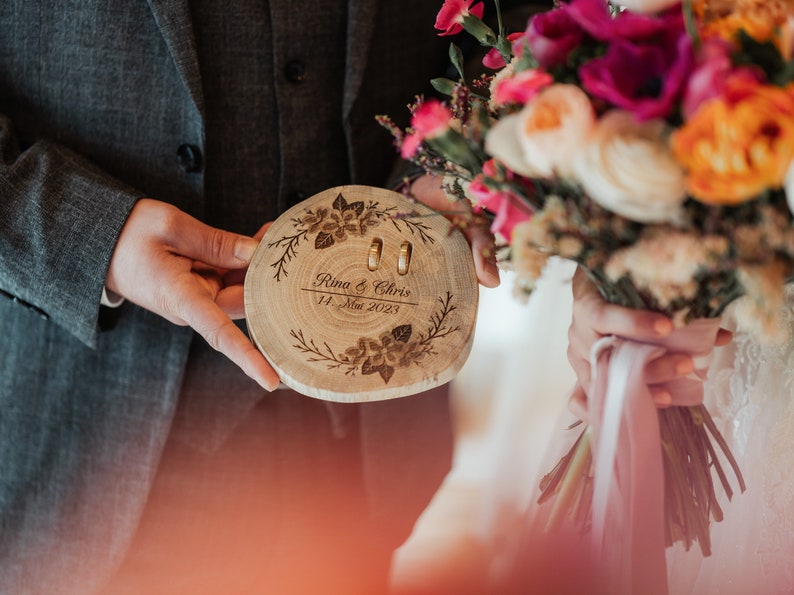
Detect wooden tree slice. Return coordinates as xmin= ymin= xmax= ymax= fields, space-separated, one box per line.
xmin=244 ymin=185 xmax=479 ymax=402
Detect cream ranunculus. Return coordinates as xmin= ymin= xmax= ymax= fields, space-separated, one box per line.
xmin=615 ymin=0 xmax=681 ymax=13
xmin=574 ymin=110 xmax=687 ymax=223
xmin=485 ymin=83 xmax=595 ymax=179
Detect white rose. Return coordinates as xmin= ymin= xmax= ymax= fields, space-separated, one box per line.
xmin=615 ymin=0 xmax=682 ymax=13
xmin=574 ymin=110 xmax=687 ymax=224
xmin=485 ymin=84 xmax=595 ymax=178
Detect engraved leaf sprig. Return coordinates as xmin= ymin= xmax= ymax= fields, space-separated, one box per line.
xmin=390 ymin=210 xmax=437 ymax=246
xmin=267 ymin=192 xmax=440 ymax=280
xmin=419 ymin=291 xmax=459 ymax=346
xmin=267 ymin=224 xmax=310 ymax=281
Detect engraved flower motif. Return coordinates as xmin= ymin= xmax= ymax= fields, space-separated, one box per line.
xmin=342 ymin=324 xmax=417 ymax=384
xmin=303 ymin=208 xmax=329 ymax=234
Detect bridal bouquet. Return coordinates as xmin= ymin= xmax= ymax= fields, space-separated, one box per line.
xmin=380 ymin=0 xmax=794 ymax=588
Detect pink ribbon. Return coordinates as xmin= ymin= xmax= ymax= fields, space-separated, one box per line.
xmin=584 ymin=318 xmax=722 ymax=595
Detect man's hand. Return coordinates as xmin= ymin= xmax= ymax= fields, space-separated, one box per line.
xmin=106 ymin=199 xmax=280 ymax=391
xmin=408 ymin=174 xmax=500 ymax=288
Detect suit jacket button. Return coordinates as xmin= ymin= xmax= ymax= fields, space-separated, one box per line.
xmin=177 ymin=144 xmax=203 ymax=173
xmin=284 ymin=61 xmax=306 ymax=84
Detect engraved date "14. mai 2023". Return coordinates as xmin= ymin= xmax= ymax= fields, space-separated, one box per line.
xmin=306 ymin=272 xmax=415 ymax=314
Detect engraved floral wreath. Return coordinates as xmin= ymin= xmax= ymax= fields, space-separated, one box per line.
xmin=290 ymin=292 xmax=459 ymax=384
xmin=267 ymin=192 xmax=436 ymax=281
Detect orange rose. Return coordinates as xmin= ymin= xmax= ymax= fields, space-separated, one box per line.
xmin=693 ymin=0 xmax=794 ymax=53
xmin=671 ymin=78 xmax=794 ymax=205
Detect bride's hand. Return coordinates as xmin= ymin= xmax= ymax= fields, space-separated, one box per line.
xmin=567 ymin=266 xmax=732 ymax=411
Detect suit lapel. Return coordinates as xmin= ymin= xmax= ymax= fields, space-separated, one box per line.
xmin=146 ymin=0 xmax=205 ymax=118
xmin=343 ymin=0 xmax=378 ymax=121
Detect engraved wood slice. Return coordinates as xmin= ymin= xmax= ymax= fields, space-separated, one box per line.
xmin=244 ymin=185 xmax=479 ymax=402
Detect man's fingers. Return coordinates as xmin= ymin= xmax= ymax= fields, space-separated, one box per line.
xmin=408 ymin=174 xmax=447 ymax=211
xmin=408 ymin=174 xmax=500 ymax=287
xmin=215 ymin=284 xmax=247 ymax=320
xmin=464 ymin=218 xmax=500 ymax=288
xmin=167 ymin=209 xmax=259 ymax=270
xmin=182 ymin=294 xmax=280 ymax=391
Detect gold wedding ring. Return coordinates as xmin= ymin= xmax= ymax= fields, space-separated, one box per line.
xmin=398 ymin=241 xmax=412 ymax=275
xmin=368 ymin=238 xmax=383 ymax=271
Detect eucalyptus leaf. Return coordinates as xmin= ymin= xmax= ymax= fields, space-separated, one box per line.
xmin=430 ymin=77 xmax=457 ymax=96
xmin=449 ymin=43 xmax=465 ymax=81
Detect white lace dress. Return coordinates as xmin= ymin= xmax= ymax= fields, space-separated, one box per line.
xmin=665 ymin=302 xmax=794 ymax=594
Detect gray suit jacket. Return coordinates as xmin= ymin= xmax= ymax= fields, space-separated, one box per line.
xmin=0 ymin=1 xmax=452 ymax=592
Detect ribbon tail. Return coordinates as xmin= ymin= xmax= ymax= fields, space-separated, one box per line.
xmin=590 ymin=339 xmax=669 ymax=595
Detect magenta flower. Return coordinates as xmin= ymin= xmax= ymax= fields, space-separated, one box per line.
xmin=579 ymin=30 xmax=693 ymax=120
xmin=525 ymin=6 xmax=585 ymax=69
xmin=400 ymin=99 xmax=453 ymax=159
xmin=567 ymin=0 xmax=683 ymax=42
xmin=435 ymin=0 xmax=485 ymax=36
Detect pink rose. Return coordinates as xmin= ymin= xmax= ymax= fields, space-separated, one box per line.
xmin=682 ymin=37 xmax=763 ymax=118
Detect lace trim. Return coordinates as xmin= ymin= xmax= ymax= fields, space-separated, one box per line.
xmin=698 ymin=291 xmax=794 ymax=589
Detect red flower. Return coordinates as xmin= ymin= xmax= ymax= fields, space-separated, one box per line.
xmin=435 ymin=0 xmax=485 ymax=36
xmin=401 ymin=99 xmax=453 ymax=158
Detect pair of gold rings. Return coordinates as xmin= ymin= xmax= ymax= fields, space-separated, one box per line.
xmin=368 ymin=239 xmax=412 ymax=275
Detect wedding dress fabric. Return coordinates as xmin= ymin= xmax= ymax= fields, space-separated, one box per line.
xmin=665 ymin=297 xmax=794 ymax=594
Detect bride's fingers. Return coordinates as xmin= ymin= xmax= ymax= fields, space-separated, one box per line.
xmin=572 ymin=280 xmax=673 ymax=342
xmin=715 ymin=328 xmax=733 ymax=346
xmin=567 ymin=326 xmax=597 ymax=386
xmin=644 ymin=353 xmax=694 ymax=385
xmin=568 ymin=384 xmax=589 ymax=420
xmin=650 ymin=385 xmax=673 ymax=408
